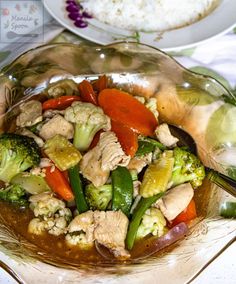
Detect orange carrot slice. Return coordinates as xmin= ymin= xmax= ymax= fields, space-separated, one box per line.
xmin=98 ymin=88 xmax=157 ymax=136
xmin=111 ymin=120 xmax=138 ymax=157
xmin=44 ymin=166 xmax=74 ymax=201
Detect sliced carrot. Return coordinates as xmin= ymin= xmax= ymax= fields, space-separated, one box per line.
xmin=92 ymin=75 xmax=108 ymax=92
xmin=44 ymin=166 xmax=74 ymax=201
xmin=78 ymin=80 xmax=98 ymax=105
xmin=42 ymin=96 xmax=81 ymax=110
xmin=98 ymin=88 xmax=157 ymax=136
xmin=111 ymin=120 xmax=138 ymax=157
xmin=171 ymin=199 xmax=197 ymax=227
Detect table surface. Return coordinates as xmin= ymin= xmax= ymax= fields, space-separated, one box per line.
xmin=0 ymin=241 xmax=235 ymax=284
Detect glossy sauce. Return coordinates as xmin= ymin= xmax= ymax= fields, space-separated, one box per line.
xmin=0 ymin=179 xmax=211 ymax=265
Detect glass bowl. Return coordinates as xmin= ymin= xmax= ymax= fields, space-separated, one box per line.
xmin=0 ymin=42 xmax=235 ymax=284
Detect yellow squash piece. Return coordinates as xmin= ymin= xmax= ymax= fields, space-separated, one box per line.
xmin=44 ymin=134 xmax=82 ymax=171
xmin=140 ymin=151 xmax=174 ymax=198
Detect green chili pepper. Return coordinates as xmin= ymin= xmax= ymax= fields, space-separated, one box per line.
xmin=68 ymin=164 xmax=88 ymax=213
xmin=220 ymin=202 xmax=236 ymax=218
xmin=111 ymin=166 xmax=133 ymax=216
xmin=126 ymin=193 xmax=164 ymax=250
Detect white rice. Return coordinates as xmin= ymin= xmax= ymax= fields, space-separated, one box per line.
xmin=82 ymin=0 xmax=219 ymax=32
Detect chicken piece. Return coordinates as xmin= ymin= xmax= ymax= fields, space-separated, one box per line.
xmin=128 ymin=152 xmax=153 ymax=173
xmin=66 ymin=211 xmax=95 ymax=247
xmin=39 ymin=114 xmax=74 ymax=140
xmin=99 ymin=131 xmax=130 ymax=171
xmin=15 ymin=128 xmax=44 ymax=147
xmin=16 ymin=100 xmax=42 ymax=127
xmin=155 ymin=123 xmax=179 ymax=148
xmin=80 ymin=131 xmax=130 ymax=187
xmin=93 ymin=210 xmax=130 ymax=260
xmin=43 ymin=109 xmax=65 ymax=118
xmin=155 ymin=183 xmax=194 ymax=221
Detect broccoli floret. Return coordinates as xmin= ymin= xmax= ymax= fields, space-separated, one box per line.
xmin=136 ymin=208 xmax=167 ymax=239
xmin=0 ymin=133 xmax=41 ymax=182
xmin=170 ymin=147 xmax=205 ymax=189
xmin=0 ymin=184 xmax=28 ymax=206
xmin=64 ymin=101 xmax=111 ymax=151
xmin=85 ymin=183 xmax=112 ymax=210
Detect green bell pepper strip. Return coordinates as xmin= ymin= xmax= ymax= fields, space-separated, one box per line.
xmin=68 ymin=164 xmax=88 ymax=213
xmin=111 ymin=166 xmax=133 ymax=216
xmin=220 ymin=202 xmax=236 ymax=218
xmin=126 ymin=192 xmax=164 ymax=250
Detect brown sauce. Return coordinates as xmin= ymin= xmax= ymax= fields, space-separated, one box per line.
xmin=0 ymin=178 xmax=212 ymax=265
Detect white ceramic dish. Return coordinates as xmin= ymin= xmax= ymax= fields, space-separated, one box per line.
xmin=43 ymin=0 xmax=236 ymax=51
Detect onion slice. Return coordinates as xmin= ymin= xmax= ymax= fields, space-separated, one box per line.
xmin=94 ymin=241 xmax=115 ymax=260
xmin=131 ymin=222 xmax=189 ymax=260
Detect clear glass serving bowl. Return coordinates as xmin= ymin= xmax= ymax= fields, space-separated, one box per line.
xmin=0 ymin=42 xmax=235 ymax=284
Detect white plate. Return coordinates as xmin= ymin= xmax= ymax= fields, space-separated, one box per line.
xmin=43 ymin=0 xmax=236 ymax=51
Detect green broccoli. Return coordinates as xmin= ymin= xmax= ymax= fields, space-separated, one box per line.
xmin=0 ymin=133 xmax=41 ymax=182
xmin=85 ymin=183 xmax=112 ymax=210
xmin=136 ymin=207 xmax=167 ymax=239
xmin=0 ymin=184 xmax=28 ymax=206
xmin=171 ymin=147 xmax=205 ymax=189
xmin=64 ymin=101 xmax=111 ymax=151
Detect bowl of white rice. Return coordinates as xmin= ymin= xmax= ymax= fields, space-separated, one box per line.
xmin=81 ymin=0 xmax=220 ymax=32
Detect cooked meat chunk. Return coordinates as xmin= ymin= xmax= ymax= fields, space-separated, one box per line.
xmin=39 ymin=114 xmax=74 ymax=140
xmin=16 ymin=100 xmax=42 ymax=127
xmin=43 ymin=109 xmax=65 ymax=118
xmin=99 ymin=132 xmax=130 ymax=171
xmin=15 ymin=128 xmax=44 ymax=147
xmin=93 ymin=210 xmax=130 ymax=260
xmin=65 ymin=210 xmax=130 ymax=259
xmin=66 ymin=211 xmax=95 ymax=247
xmin=128 ymin=152 xmax=153 ymax=173
xmin=155 ymin=123 xmax=179 ymax=148
xmin=155 ymin=183 xmax=194 ymax=221
xmin=80 ymin=131 xmax=130 ymax=187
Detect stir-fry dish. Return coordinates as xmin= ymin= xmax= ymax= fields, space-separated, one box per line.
xmin=0 ymin=76 xmax=206 ymax=262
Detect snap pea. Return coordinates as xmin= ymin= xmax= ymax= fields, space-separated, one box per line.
xmin=68 ymin=164 xmax=88 ymax=213
xmin=111 ymin=166 xmax=133 ymax=216
xmin=126 ymin=193 xmax=164 ymax=250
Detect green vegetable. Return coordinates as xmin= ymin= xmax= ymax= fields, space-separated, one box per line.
xmin=0 ymin=133 xmax=40 ymax=183
xmin=140 ymin=151 xmax=174 ymax=198
xmin=136 ymin=137 xmax=166 ymax=157
xmin=85 ymin=183 xmax=112 ymax=210
xmin=68 ymin=164 xmax=88 ymax=213
xmin=43 ymin=134 xmax=82 ymax=171
xmin=171 ymin=147 xmax=205 ymax=189
xmin=126 ymin=193 xmax=164 ymax=250
xmin=0 ymin=184 xmax=28 ymax=206
xmin=220 ymin=202 xmax=236 ymax=218
xmin=64 ymin=101 xmax=111 ymax=151
xmin=11 ymin=173 xmax=50 ymax=195
xmin=111 ymin=166 xmax=133 ymax=216
xmin=136 ymin=207 xmax=167 ymax=239
xmin=129 ymin=169 xmax=138 ymax=181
